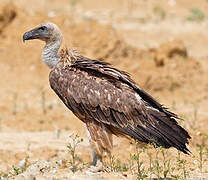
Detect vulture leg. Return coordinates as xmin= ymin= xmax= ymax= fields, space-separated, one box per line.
xmin=86 ymin=120 xmax=113 ymax=172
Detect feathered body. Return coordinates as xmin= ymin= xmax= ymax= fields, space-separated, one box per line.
xmin=23 ymin=22 xmax=190 ymax=171
xmin=50 ymin=49 xmax=190 ymax=154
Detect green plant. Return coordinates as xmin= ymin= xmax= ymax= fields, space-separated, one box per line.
xmin=134 ymin=141 xmax=147 ymax=179
xmin=12 ymin=166 xmax=25 ymax=175
xmin=197 ymin=134 xmax=208 ymax=173
xmin=147 ymin=151 xmax=153 ymax=178
xmin=69 ymin=0 xmax=81 ymax=7
xmin=187 ymin=8 xmax=205 ymax=22
xmin=0 ymin=173 xmax=9 ymax=179
xmin=153 ymin=147 xmax=162 ymax=178
xmin=108 ymin=155 xmax=128 ymax=172
xmin=174 ymin=151 xmax=189 ymax=179
xmin=161 ymin=149 xmax=171 ymax=178
xmin=128 ymin=153 xmax=135 ymax=174
xmin=153 ymin=6 xmax=166 ymax=20
xmin=67 ymin=133 xmax=84 ymax=173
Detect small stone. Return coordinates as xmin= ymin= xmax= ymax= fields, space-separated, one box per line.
xmin=18 ymin=158 xmax=27 ymax=168
xmin=57 ymin=159 xmax=62 ymax=165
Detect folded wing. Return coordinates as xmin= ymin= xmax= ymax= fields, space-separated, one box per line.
xmin=49 ymin=51 xmax=191 ymax=154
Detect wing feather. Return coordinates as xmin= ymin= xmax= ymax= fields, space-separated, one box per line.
xmin=49 ymin=53 xmax=191 ymax=154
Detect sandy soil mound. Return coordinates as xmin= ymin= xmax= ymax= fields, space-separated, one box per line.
xmin=152 ymin=39 xmax=188 ymax=66
xmin=0 ymin=2 xmax=16 ymax=34
xmin=70 ymin=21 xmax=138 ymax=63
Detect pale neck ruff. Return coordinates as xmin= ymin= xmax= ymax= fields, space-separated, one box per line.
xmin=42 ymin=40 xmax=61 ymax=69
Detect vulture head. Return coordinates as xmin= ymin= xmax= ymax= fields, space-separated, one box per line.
xmin=23 ymin=22 xmax=63 ymax=68
xmin=23 ymin=22 xmax=62 ymax=43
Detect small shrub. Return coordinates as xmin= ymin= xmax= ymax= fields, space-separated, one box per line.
xmin=187 ymin=8 xmax=205 ymax=22
xmin=67 ymin=133 xmax=84 ymax=173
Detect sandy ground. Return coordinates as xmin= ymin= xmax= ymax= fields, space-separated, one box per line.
xmin=0 ymin=0 xmax=208 ymax=179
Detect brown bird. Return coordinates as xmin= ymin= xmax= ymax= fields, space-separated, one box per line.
xmin=23 ymin=22 xmax=191 ymax=172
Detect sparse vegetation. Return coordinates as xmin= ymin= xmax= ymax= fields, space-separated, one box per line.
xmin=103 ymin=140 xmax=207 ymax=179
xmin=12 ymin=166 xmax=25 ymax=176
xmin=69 ymin=0 xmax=81 ymax=8
xmin=67 ymin=133 xmax=84 ymax=173
xmin=0 ymin=173 xmax=9 ymax=179
xmin=197 ymin=134 xmax=208 ymax=173
xmin=1 ymin=118 xmax=208 ymax=179
xmin=187 ymin=8 xmax=206 ymax=22
xmin=108 ymin=155 xmax=129 ymax=172
xmin=153 ymin=6 xmax=166 ymax=20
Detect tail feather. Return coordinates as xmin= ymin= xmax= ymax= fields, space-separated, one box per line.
xmin=118 ymin=109 xmax=191 ymax=154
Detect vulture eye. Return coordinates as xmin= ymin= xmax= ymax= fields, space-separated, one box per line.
xmin=38 ymin=26 xmax=47 ymax=31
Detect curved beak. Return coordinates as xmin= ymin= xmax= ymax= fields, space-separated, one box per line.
xmin=23 ymin=27 xmax=50 ymax=42
xmin=23 ymin=28 xmax=40 ymax=42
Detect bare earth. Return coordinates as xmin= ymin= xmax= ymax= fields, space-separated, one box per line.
xmin=0 ymin=0 xmax=208 ymax=179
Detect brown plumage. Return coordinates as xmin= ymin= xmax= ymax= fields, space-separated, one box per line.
xmin=51 ymin=49 xmax=190 ymax=152
xmin=23 ymin=22 xmax=191 ymax=171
